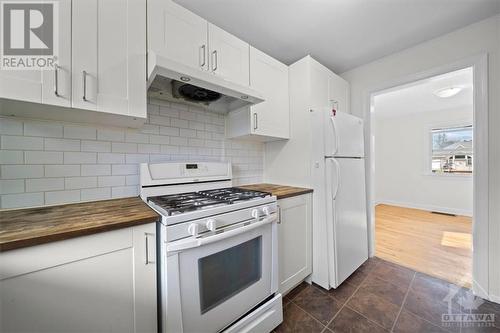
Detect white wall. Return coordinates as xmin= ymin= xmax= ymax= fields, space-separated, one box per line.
xmin=374 ymin=107 xmax=473 ymax=216
xmin=0 ymin=100 xmax=264 ymax=209
xmin=341 ymin=15 xmax=500 ymax=300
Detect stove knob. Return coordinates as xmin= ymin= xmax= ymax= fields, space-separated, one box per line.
xmin=262 ymin=206 xmax=270 ymax=216
xmin=251 ymin=209 xmax=259 ymax=220
xmin=187 ymin=223 xmax=200 ymax=237
xmin=206 ymin=218 xmax=217 ymax=232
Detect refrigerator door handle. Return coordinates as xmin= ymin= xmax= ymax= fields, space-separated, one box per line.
xmin=330 ymin=116 xmax=340 ymax=155
xmin=329 ymin=158 xmax=341 ymax=199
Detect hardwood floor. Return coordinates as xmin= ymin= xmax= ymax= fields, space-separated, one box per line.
xmin=375 ymin=204 xmax=472 ymax=288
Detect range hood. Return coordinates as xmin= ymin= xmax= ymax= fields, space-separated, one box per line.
xmin=147 ymin=52 xmax=264 ymax=113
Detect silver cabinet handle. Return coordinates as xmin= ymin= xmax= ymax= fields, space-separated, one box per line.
xmin=277 ymin=204 xmax=282 ymax=224
xmin=82 ymin=70 xmax=88 ymax=101
xmin=145 ymin=232 xmax=155 ymax=265
xmin=253 ymin=113 xmax=258 ymax=130
xmin=200 ymin=45 xmax=206 ymax=67
xmin=212 ymin=50 xmax=218 ymax=71
xmin=54 ymin=65 xmax=60 ymax=97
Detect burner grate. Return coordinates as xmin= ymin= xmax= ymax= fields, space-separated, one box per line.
xmin=148 ymin=187 xmax=271 ymax=215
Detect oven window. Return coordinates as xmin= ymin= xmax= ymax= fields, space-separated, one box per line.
xmin=198 ymin=236 xmax=262 ymax=314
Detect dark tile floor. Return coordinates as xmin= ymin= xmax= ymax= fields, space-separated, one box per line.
xmin=275 ymin=257 xmax=500 ymax=333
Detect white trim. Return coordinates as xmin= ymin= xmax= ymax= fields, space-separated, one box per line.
xmin=364 ymin=53 xmax=489 ymax=299
xmin=489 ymin=294 xmax=500 ymax=304
xmin=375 ymin=199 xmax=472 ymax=217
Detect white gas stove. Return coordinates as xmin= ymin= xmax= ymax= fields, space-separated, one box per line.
xmin=140 ymin=161 xmax=283 ymax=333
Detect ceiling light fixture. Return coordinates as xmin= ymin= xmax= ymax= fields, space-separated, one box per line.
xmin=434 ymin=86 xmax=463 ymax=98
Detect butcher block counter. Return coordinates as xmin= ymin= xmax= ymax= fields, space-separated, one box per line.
xmin=238 ymin=183 xmax=313 ymax=200
xmin=0 ymin=197 xmax=159 ymax=251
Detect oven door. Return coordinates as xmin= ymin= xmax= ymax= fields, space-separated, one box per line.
xmin=169 ymin=217 xmax=276 ymax=333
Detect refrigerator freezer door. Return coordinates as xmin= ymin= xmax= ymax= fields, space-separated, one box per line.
xmin=326 ymin=157 xmax=368 ymax=288
xmin=326 ymin=112 xmax=365 ymax=158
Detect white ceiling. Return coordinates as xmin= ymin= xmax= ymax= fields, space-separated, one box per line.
xmin=372 ymin=67 xmax=473 ymax=118
xmin=174 ymin=0 xmax=500 ymax=73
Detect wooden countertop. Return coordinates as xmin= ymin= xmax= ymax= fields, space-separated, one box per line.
xmin=237 ymin=184 xmax=313 ymax=200
xmin=0 ymin=197 xmax=160 ymax=252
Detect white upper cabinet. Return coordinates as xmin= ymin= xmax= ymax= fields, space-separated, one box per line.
xmin=43 ymin=0 xmax=72 ymax=108
xmin=250 ymin=47 xmax=289 ymax=139
xmin=72 ymin=0 xmax=147 ymax=118
xmin=328 ymin=72 xmax=350 ymax=114
xmin=226 ymin=47 xmax=289 ymax=141
xmin=208 ymin=24 xmax=249 ymax=86
xmin=148 ymin=0 xmax=209 ymax=72
xmin=1 ymin=0 xmax=146 ymax=125
xmin=309 ymin=59 xmax=330 ymax=109
xmin=0 ymin=0 xmax=71 ymax=107
xmin=148 ymin=0 xmax=249 ymax=86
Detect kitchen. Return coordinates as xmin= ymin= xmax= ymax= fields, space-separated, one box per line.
xmin=1 ymin=1 xmax=500 ymax=332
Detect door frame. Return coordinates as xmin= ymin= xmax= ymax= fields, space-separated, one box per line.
xmin=363 ymin=54 xmax=489 ymax=299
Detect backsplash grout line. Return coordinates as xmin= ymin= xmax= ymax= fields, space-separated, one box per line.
xmin=0 ymin=100 xmax=264 ymax=209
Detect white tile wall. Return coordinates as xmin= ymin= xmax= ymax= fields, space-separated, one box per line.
xmin=0 ymin=100 xmax=264 ymax=209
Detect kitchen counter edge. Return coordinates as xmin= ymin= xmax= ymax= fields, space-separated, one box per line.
xmin=237 ymin=183 xmax=313 ymax=200
xmin=0 ymin=197 xmax=160 ymax=252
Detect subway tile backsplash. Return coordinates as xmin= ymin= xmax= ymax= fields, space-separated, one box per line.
xmin=0 ymin=100 xmax=264 ymax=209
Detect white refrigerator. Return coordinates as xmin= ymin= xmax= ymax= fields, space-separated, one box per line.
xmin=310 ymin=108 xmax=368 ymax=289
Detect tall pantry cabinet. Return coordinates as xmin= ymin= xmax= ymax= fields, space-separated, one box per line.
xmin=264 ymin=55 xmax=350 ymax=289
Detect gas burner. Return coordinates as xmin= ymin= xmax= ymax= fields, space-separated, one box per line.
xmin=148 ymin=187 xmax=271 ymax=216
xmin=199 ymin=188 xmax=270 ymax=203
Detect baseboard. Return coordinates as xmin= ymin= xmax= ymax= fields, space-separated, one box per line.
xmin=374 ymin=199 xmax=472 ymax=217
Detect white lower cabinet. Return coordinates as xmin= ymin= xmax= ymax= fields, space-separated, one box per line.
xmin=278 ymin=193 xmax=313 ymax=295
xmin=0 ymin=223 xmax=157 ymax=333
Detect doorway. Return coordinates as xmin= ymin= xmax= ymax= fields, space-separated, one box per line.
xmin=372 ymin=67 xmax=473 ymax=287
xmin=366 ymin=56 xmax=489 ymax=297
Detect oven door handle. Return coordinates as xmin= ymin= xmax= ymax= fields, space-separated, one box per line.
xmin=167 ymin=215 xmax=276 ymax=253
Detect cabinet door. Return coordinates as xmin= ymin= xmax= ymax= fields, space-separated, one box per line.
xmin=0 ymin=67 xmax=42 ymax=104
xmin=250 ymin=47 xmax=289 ymax=139
xmin=0 ymin=0 xmax=71 ymax=106
xmin=133 ymin=223 xmax=157 ymax=333
xmin=328 ymin=73 xmax=349 ymax=114
xmin=278 ymin=194 xmax=312 ymax=295
xmin=0 ymin=229 xmax=136 ymax=333
xmin=0 ymin=224 xmax=157 ymax=333
xmin=96 ymin=0 xmax=146 ymax=118
xmin=309 ymin=60 xmax=330 ymax=109
xmin=148 ymin=0 xmax=208 ymax=71
xmin=72 ymin=0 xmax=97 ymax=111
xmin=42 ymin=0 xmax=71 ymax=107
xmin=208 ymin=23 xmax=249 ymax=86
xmin=72 ymin=0 xmax=146 ymax=117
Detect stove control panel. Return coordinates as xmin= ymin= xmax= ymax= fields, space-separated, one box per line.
xmin=165 ymin=202 xmax=278 ymax=242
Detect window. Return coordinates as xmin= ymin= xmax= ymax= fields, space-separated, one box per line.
xmin=431 ymin=125 xmax=472 ymax=174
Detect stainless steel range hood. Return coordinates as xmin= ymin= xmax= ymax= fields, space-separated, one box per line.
xmin=147 ymin=52 xmax=264 ymax=113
